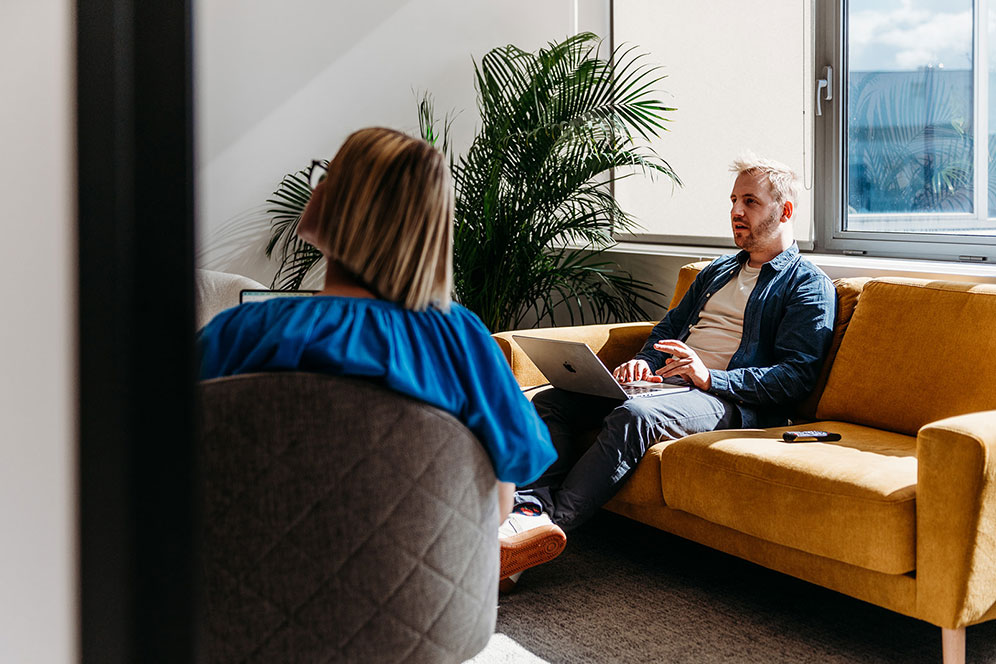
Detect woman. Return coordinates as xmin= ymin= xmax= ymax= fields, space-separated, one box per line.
xmin=198 ymin=127 xmax=556 ymax=523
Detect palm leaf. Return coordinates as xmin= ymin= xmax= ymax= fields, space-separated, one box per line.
xmin=263 ymin=165 xmax=324 ymax=289
xmin=263 ymin=33 xmax=679 ymax=330
xmin=442 ymin=32 xmax=680 ymax=331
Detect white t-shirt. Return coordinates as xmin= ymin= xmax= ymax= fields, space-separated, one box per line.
xmin=683 ymin=264 xmax=761 ymax=371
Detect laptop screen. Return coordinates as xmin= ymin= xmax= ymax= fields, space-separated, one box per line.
xmin=239 ymin=289 xmax=317 ymax=305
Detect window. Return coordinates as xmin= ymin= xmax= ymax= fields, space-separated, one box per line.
xmin=818 ymin=0 xmax=996 ymax=261
xmin=612 ymin=0 xmax=815 ymax=248
xmin=613 ymin=0 xmax=996 ymax=262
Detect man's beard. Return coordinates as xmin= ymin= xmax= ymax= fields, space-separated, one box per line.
xmin=734 ymin=208 xmax=781 ymax=252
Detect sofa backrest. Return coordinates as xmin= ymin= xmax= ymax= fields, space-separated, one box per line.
xmin=816 ymin=278 xmax=996 ymax=435
xmin=667 ymin=261 xmax=711 ymax=310
xmin=795 ymin=276 xmax=871 ymax=419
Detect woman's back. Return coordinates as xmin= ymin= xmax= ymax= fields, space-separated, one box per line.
xmin=198 ymin=295 xmax=554 ymax=485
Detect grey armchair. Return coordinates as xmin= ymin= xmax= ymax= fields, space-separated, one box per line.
xmin=198 ymin=372 xmax=499 ymax=663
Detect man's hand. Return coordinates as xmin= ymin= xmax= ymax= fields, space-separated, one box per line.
xmin=612 ymin=359 xmax=663 ymax=384
xmin=652 ymin=340 xmax=712 ymax=390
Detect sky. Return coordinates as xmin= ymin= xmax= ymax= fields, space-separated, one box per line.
xmin=849 ymin=0 xmax=976 ymax=71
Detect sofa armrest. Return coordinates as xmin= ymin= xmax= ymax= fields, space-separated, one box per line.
xmin=916 ymin=410 xmax=996 ymax=628
xmin=493 ymin=322 xmax=655 ymax=387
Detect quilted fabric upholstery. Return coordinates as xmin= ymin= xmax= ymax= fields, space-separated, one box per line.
xmin=198 ymin=373 xmax=498 ymax=663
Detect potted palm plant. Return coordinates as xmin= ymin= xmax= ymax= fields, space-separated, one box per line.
xmin=265 ymin=32 xmax=679 ymax=332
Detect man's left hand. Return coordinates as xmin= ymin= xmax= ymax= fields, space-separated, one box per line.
xmin=652 ymin=340 xmax=712 ymax=391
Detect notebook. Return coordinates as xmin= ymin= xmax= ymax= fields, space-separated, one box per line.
xmin=512 ymin=335 xmax=692 ymax=400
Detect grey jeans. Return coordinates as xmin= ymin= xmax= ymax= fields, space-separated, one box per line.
xmin=516 ymin=387 xmax=740 ymax=531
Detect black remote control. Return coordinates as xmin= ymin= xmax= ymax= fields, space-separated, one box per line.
xmin=782 ymin=430 xmax=842 ymax=442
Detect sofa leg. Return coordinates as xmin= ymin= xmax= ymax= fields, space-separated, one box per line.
xmin=942 ymin=627 xmax=965 ymax=664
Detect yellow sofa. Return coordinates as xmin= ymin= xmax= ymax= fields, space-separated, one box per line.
xmin=494 ymin=262 xmax=996 ymax=663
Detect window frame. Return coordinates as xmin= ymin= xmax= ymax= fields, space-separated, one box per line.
xmin=608 ymin=0 xmax=996 ymax=264
xmin=816 ymin=0 xmax=996 ymax=263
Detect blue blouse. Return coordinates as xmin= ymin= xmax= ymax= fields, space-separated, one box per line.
xmin=197 ymin=296 xmax=556 ymax=485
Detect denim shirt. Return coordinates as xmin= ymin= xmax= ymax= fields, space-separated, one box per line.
xmin=634 ymin=244 xmax=836 ymax=428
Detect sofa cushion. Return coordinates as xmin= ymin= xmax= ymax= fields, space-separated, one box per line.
xmin=816 ymin=278 xmax=996 ymax=435
xmin=608 ymin=441 xmax=674 ymax=507
xmin=659 ymin=422 xmax=917 ymax=574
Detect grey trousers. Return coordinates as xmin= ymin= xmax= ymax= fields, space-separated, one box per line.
xmin=517 ymin=387 xmax=740 ymax=531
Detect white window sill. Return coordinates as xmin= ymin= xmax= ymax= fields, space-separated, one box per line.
xmin=606 ymin=241 xmax=996 ymax=283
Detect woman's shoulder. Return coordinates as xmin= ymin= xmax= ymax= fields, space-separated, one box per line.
xmin=200 ymin=295 xmax=326 ymax=342
xmin=202 ymin=294 xmax=302 ymax=326
xmin=436 ymin=301 xmax=482 ymax=324
xmin=202 ymin=295 xmax=494 ymax=347
xmin=424 ymin=302 xmax=496 ymax=338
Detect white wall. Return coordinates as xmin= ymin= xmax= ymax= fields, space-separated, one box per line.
xmin=195 ymin=0 xmax=610 ymax=285
xmin=613 ymin=0 xmax=815 ymax=244
xmin=0 ymin=1 xmax=77 ymax=663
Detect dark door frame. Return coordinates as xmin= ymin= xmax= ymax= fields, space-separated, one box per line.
xmin=77 ymin=1 xmax=198 ymax=661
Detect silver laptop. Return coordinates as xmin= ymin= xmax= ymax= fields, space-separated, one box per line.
xmin=512 ymin=335 xmax=692 ymax=400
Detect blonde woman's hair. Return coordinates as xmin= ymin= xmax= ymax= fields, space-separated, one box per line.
xmin=310 ymin=127 xmax=454 ymax=311
xmin=729 ymin=154 xmax=800 ymax=207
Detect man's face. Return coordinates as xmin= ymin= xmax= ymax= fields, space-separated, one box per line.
xmin=729 ymin=171 xmax=785 ymax=253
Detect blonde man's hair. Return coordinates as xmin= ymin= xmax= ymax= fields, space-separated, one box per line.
xmin=729 ymin=154 xmax=800 ymax=207
xmin=310 ymin=127 xmax=454 ymax=311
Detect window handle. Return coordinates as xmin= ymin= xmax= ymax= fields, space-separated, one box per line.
xmin=816 ymin=66 xmax=833 ymax=116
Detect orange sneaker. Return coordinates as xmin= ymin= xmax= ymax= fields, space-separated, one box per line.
xmin=498 ymin=572 xmax=522 ymax=594
xmin=498 ymin=511 xmax=567 ymax=580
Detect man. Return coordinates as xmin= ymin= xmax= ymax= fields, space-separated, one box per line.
xmin=499 ymin=156 xmax=837 ymax=589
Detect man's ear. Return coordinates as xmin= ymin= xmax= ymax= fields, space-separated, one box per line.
xmin=781 ymin=200 xmax=794 ymax=222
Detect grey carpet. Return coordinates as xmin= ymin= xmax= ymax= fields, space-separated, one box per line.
xmin=474 ymin=511 xmax=996 ymax=663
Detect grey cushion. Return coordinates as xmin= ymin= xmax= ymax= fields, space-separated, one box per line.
xmin=199 ymin=373 xmax=499 ymax=663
